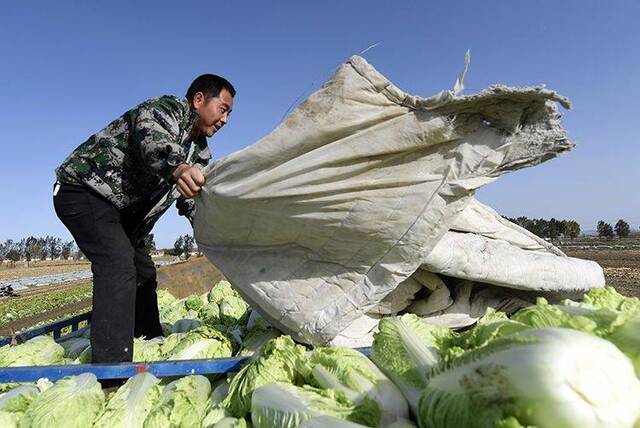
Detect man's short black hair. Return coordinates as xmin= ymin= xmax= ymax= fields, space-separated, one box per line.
xmin=186 ymin=74 xmax=236 ymax=102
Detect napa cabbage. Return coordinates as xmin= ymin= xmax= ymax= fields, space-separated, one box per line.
xmin=513 ymin=294 xmax=640 ymax=375
xmin=133 ymin=337 xmax=165 ymax=362
xmin=219 ymin=295 xmax=250 ymax=326
xmin=199 ymin=303 xmax=221 ymax=326
xmin=442 ymin=308 xmax=529 ymax=360
xmin=143 ymin=375 xmax=211 ymax=428
xmin=222 ymin=336 xmax=306 ymax=417
xmin=156 ymin=289 xmax=177 ymax=308
xmin=370 ymin=314 xmax=452 ymax=413
xmin=165 ymin=327 xmax=234 ymax=361
xmin=185 ymin=294 xmax=207 ymax=312
xmin=251 ymin=383 xmax=379 ymax=428
xmin=94 ymin=372 xmax=162 ymax=428
xmin=0 ymin=384 xmax=39 ymax=427
xmin=21 ymin=373 xmax=105 ymax=428
xmin=304 ymin=347 xmax=408 ymax=425
xmin=417 ymin=328 xmax=640 ymax=428
xmin=0 ymin=336 xmax=65 ymax=367
xmin=207 ymin=281 xmax=240 ymax=304
xmin=583 ymin=286 xmax=640 ymax=314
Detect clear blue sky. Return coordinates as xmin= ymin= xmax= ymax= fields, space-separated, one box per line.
xmin=1 ymin=1 xmax=638 ymax=247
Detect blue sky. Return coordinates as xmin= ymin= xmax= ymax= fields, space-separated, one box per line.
xmin=1 ymin=1 xmax=638 ymax=247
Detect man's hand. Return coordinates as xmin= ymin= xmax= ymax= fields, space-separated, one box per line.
xmin=173 ymin=164 xmax=206 ymax=198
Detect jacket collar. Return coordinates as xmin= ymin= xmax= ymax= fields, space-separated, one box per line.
xmin=181 ymin=98 xmax=200 ymax=136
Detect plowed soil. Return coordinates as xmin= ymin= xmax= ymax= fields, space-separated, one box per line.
xmin=564 ymin=249 xmax=640 ymax=297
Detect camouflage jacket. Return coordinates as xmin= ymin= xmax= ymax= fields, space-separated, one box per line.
xmin=56 ymin=95 xmax=211 ymax=239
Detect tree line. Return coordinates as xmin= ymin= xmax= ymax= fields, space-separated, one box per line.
xmin=0 ymin=233 xmax=200 ymax=263
xmin=596 ymin=219 xmax=632 ymax=239
xmin=503 ymin=216 xmax=635 ymax=240
xmin=141 ymin=234 xmax=198 ymax=259
xmin=503 ymin=217 xmax=581 ymax=240
xmin=1 ymin=218 xmax=635 ymax=264
xmin=170 ymin=235 xmax=196 ymax=259
xmin=0 ymin=236 xmax=79 ymax=262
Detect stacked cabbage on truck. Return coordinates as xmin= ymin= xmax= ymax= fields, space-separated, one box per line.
xmin=2 ymin=285 xmax=640 ymax=427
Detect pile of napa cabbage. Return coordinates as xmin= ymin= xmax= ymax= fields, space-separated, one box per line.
xmin=370 ymin=287 xmax=640 ymax=428
xmin=1 ymin=286 xmax=640 ymax=428
xmin=0 ymin=281 xmax=277 ymax=368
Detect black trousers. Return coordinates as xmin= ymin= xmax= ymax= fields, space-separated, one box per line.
xmin=53 ymin=184 xmax=163 ymax=363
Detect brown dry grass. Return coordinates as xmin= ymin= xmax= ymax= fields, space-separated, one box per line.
xmin=0 ymin=260 xmax=90 ymax=281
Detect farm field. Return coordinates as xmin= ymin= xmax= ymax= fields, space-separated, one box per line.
xmin=0 ymin=280 xmax=92 ymax=335
xmin=564 ymin=248 xmax=640 ymax=297
xmin=0 ymin=259 xmax=90 ymax=281
xmin=0 ymin=255 xmax=179 ymax=282
xmin=1 ymin=248 xmax=639 ymax=336
xmin=0 ymin=256 xmax=209 ymax=334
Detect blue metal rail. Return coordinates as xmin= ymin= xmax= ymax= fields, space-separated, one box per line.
xmin=0 ymin=312 xmax=91 ymax=347
xmin=0 ymin=348 xmax=371 ymax=383
xmin=0 ymin=313 xmax=371 ymax=383
xmin=0 ymin=356 xmax=248 ymax=383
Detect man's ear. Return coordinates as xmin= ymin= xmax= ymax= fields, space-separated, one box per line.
xmin=192 ymin=92 xmax=204 ymax=110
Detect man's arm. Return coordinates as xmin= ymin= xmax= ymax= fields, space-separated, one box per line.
xmin=134 ymin=101 xmax=185 ymax=183
xmin=134 ymin=100 xmax=205 ymax=198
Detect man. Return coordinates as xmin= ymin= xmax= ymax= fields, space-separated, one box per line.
xmin=53 ymin=75 xmax=235 ymax=364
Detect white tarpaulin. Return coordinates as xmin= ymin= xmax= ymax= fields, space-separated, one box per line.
xmin=194 ymin=55 xmax=603 ymax=344
xmin=423 ymin=201 xmax=604 ymax=293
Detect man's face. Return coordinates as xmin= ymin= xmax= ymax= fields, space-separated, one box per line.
xmin=192 ymin=88 xmax=234 ymax=138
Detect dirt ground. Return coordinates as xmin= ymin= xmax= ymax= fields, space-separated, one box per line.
xmin=564 ymin=249 xmax=640 ymax=297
